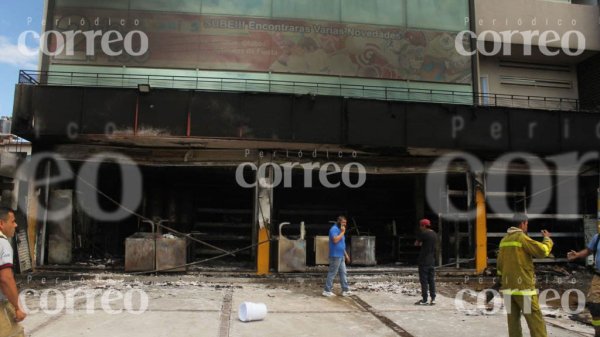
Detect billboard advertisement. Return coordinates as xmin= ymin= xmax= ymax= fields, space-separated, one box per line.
xmin=49 ymin=8 xmax=472 ymax=84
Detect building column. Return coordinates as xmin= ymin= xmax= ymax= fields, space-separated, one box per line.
xmin=475 ymin=174 xmax=487 ymax=274
xmin=255 ymin=158 xmax=273 ymax=275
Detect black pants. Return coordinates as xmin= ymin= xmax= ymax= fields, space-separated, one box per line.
xmin=418 ymin=265 xmax=436 ymax=302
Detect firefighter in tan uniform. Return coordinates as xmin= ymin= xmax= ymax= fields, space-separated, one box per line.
xmin=497 ymin=213 xmax=553 ymax=337
xmin=0 ymin=208 xmax=26 ymax=337
xmin=567 ymin=231 xmax=600 ymax=337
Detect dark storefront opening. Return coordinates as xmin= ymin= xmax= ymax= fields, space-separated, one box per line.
xmin=37 ymin=160 xmax=596 ymax=271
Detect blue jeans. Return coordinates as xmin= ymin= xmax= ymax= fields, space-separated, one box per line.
xmin=324 ymin=257 xmax=349 ymax=292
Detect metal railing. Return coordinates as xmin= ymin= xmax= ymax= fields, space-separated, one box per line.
xmin=18 ymin=70 xmax=582 ymax=112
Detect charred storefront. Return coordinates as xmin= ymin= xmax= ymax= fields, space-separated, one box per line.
xmin=9 ymin=0 xmax=600 ymax=274
xmin=10 ymin=83 xmax=600 ymax=273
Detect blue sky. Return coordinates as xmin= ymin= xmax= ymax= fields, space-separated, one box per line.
xmin=0 ymin=1 xmax=43 ymax=117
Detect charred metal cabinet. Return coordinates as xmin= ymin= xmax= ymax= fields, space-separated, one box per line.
xmin=314 ymin=235 xmax=329 ymax=265
xmin=125 ymin=233 xmax=156 ymax=272
xmin=156 ymin=236 xmax=187 ymax=272
xmin=125 ymin=233 xmax=187 ymax=272
xmin=277 ymin=222 xmax=306 ymax=272
xmin=350 ymin=236 xmax=376 ymax=265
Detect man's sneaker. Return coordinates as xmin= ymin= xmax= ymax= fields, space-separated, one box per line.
xmin=414 ymin=300 xmax=429 ymax=305
xmin=342 ymin=291 xmax=353 ymax=297
xmin=322 ymin=291 xmax=336 ymax=297
xmin=430 ymin=299 xmax=436 ymax=306
xmin=485 ymin=291 xmax=495 ymax=304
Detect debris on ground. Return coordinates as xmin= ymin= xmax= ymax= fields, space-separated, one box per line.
xmin=352 ymin=280 xmax=420 ymax=296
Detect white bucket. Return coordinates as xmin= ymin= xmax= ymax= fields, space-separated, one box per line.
xmin=238 ymin=302 xmax=268 ymax=322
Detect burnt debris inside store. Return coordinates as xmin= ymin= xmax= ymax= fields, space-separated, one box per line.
xmin=20 ymin=150 xmax=597 ymax=272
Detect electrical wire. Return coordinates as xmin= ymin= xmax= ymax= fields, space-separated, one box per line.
xmin=64 ymin=164 xmax=248 ymax=270
xmin=513 ymin=166 xmax=596 ymax=205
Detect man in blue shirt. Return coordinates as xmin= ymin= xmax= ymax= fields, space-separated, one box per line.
xmin=568 ymin=234 xmax=600 ymax=337
xmin=323 ymin=216 xmax=352 ymax=297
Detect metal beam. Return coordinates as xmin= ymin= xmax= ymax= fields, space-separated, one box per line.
xmin=487 ymin=232 xmax=583 ymax=238
xmin=489 ymin=258 xmax=569 ymax=263
xmin=487 ymin=214 xmax=588 ymax=220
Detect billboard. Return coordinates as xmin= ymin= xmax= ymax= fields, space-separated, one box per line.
xmin=50 ymin=8 xmax=472 ymax=84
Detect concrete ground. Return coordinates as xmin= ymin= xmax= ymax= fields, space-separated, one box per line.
xmin=16 ymin=273 xmax=594 ymax=337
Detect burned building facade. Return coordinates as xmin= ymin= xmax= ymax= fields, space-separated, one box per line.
xmin=10 ymin=0 xmax=600 ymax=273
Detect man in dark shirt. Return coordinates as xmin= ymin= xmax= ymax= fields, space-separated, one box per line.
xmin=414 ymin=218 xmax=437 ymax=305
